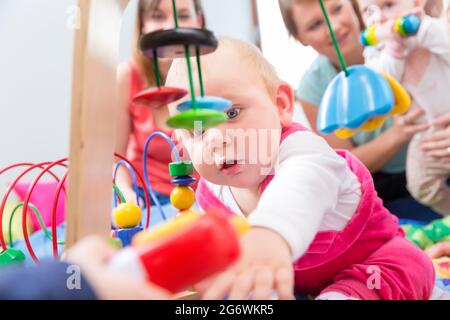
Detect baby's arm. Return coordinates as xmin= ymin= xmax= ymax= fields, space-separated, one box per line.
xmin=249 ymin=131 xmax=347 ymax=260
xmin=197 ymin=131 xmax=352 ymax=300
xmin=414 ymin=15 xmax=450 ymax=57
xmin=364 ymin=45 xmax=406 ymax=81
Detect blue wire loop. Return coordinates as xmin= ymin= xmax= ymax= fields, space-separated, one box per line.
xmin=143 ymin=131 xmax=181 ymax=221
xmin=113 ymin=160 xmax=140 ymax=207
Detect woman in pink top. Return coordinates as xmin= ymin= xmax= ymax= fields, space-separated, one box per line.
xmin=115 ymin=0 xmax=204 ymax=205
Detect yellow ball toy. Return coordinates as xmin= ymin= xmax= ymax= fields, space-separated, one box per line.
xmin=170 ymin=186 xmax=195 ymax=210
xmin=113 ymin=203 xmax=142 ymax=229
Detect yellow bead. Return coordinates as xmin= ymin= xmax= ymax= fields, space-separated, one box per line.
xmin=366 ymin=26 xmax=379 ymax=46
xmin=170 ymin=186 xmax=195 ymax=210
xmin=113 ymin=203 xmax=142 ymax=228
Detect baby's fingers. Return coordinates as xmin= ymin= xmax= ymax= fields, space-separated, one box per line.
xmin=252 ymin=267 xmax=275 ymax=300
xmin=275 ymin=267 xmax=295 ymax=300
xmin=202 ymin=271 xmax=235 ymax=300
xmin=228 ymin=269 xmax=255 ymax=300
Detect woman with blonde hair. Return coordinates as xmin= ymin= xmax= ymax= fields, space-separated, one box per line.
xmin=279 ymin=0 xmax=450 ymax=221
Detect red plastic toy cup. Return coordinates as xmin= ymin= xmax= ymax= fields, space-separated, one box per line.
xmin=108 ymin=209 xmax=243 ymax=293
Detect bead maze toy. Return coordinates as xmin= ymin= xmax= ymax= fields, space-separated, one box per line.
xmin=360 ymin=14 xmax=421 ymax=47
xmin=316 ymin=0 xmax=412 ymax=139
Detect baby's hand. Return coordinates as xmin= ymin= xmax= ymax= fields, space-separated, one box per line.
xmin=196 ymin=227 xmax=295 ymax=300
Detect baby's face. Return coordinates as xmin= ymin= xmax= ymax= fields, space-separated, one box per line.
xmin=168 ymin=51 xmax=290 ymax=189
xmin=359 ymin=0 xmax=420 ymax=25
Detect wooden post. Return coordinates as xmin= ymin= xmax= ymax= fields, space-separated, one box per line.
xmin=66 ymin=0 xmax=129 ymax=247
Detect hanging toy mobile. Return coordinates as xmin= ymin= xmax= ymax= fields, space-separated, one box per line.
xmin=133 ymin=0 xmax=232 ymax=130
xmin=128 ymin=0 xmax=235 ymax=222
xmin=317 ymin=0 xmax=412 ymax=139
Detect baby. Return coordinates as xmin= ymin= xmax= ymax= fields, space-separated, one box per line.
xmin=358 ymin=0 xmax=450 ymax=215
xmin=166 ymin=37 xmax=435 ymax=300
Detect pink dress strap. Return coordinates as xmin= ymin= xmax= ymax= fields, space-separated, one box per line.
xmin=197 ymin=179 xmax=235 ymax=216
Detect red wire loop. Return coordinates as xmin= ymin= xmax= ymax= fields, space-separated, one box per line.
xmin=0 ymin=162 xmax=68 ymax=252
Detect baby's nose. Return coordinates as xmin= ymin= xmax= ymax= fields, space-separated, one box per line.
xmin=205 ymin=130 xmax=232 ymax=153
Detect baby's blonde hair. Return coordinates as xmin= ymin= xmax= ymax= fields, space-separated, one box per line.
xmin=167 ymin=37 xmax=281 ymax=100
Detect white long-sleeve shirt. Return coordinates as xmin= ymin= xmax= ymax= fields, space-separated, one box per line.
xmin=364 ymin=15 xmax=450 ymax=121
xmin=201 ymin=130 xmax=362 ymax=260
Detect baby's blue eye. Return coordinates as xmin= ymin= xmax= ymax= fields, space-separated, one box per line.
xmin=226 ymin=108 xmax=241 ymax=120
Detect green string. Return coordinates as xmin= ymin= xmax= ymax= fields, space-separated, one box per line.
xmin=172 ymin=0 xmax=179 ymax=28
xmin=196 ymin=47 xmax=205 ymax=97
xmin=318 ymin=0 xmax=349 ymax=76
xmin=152 ymin=49 xmax=161 ymax=88
xmin=112 ymin=183 xmax=126 ymax=203
xmin=8 ymin=202 xmax=65 ymax=247
xmin=184 ymin=46 xmax=197 ymax=108
xmin=172 ymin=0 xmax=197 ymax=108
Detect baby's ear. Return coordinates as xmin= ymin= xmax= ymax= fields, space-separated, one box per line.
xmin=275 ymin=81 xmax=294 ymax=127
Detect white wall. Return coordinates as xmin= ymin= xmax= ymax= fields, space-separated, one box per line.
xmin=0 ymin=0 xmax=76 ymax=187
xmin=256 ymin=0 xmax=317 ymax=127
xmin=119 ymin=0 xmax=256 ymax=63
xmin=0 ymin=0 xmax=254 ymax=188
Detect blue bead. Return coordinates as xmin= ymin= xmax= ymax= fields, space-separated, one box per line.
xmin=171 ymin=176 xmax=196 ymax=186
xmin=359 ymin=31 xmax=369 ymax=46
xmin=177 ymin=96 xmax=232 ymax=112
xmin=113 ymin=226 xmax=143 ymax=247
xmin=402 ymin=15 xmax=421 ymax=35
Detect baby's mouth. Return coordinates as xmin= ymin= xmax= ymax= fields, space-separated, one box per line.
xmin=219 ymin=159 xmax=244 ymax=172
xmin=221 ymin=160 xmax=238 ymax=170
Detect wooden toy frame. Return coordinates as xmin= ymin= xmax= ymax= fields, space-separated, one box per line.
xmin=66 ymin=0 xmax=130 ymax=247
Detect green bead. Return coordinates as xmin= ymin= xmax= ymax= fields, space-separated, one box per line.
xmin=167 ymin=109 xmax=228 ymax=130
xmin=169 ymin=161 xmax=194 ymax=177
xmin=0 ymin=248 xmax=26 ymax=267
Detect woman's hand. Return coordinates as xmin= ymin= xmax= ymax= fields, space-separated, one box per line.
xmin=426 ymin=242 xmax=450 ymax=259
xmin=391 ymin=108 xmax=430 ymax=144
xmin=65 ymin=236 xmax=172 ymax=300
xmin=421 ymin=113 xmax=450 ymax=162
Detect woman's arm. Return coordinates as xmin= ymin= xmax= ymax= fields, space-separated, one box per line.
xmin=301 ymin=100 xmax=429 ymax=172
xmin=114 ymin=63 xmax=135 ymax=203
xmin=421 ymin=113 xmax=450 ymax=162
